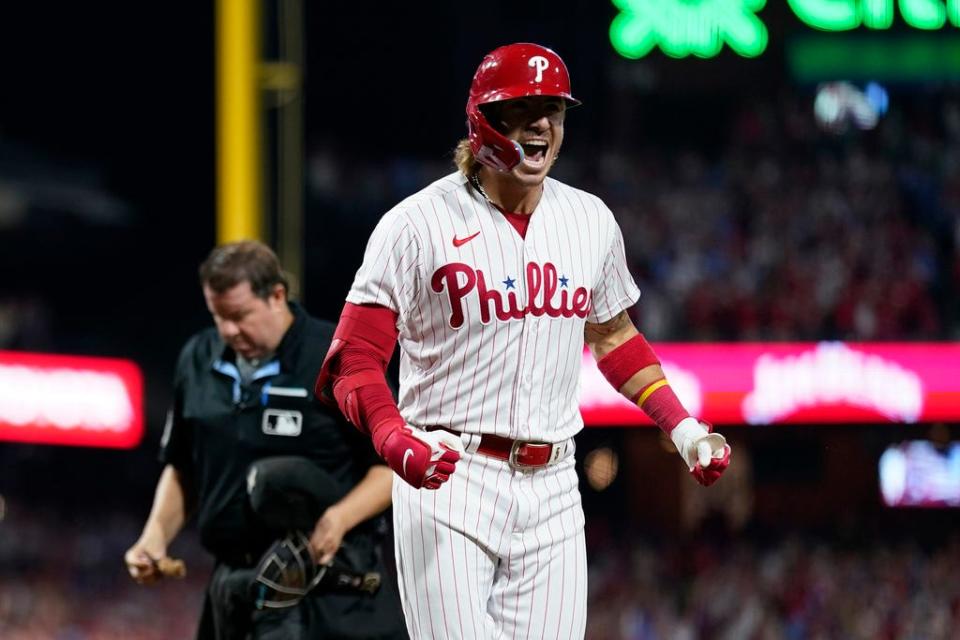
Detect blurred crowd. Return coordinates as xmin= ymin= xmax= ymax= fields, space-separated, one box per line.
xmin=309 ymin=91 xmax=960 ymax=342
xmin=594 ymin=96 xmax=959 ymax=342
xmin=0 ymin=504 xmax=209 ymax=639
xmin=4 ymin=503 xmax=960 ymax=640
xmin=587 ymin=534 xmax=960 ymax=640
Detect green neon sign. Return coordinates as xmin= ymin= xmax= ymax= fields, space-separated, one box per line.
xmin=789 ymin=0 xmax=960 ymax=30
xmin=611 ymin=0 xmax=960 ymax=59
xmin=610 ymin=0 xmax=768 ymax=59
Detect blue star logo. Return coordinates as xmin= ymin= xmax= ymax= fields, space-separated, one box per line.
xmin=503 ymin=276 xmax=516 ymax=290
xmin=559 ymin=275 xmax=569 ymax=287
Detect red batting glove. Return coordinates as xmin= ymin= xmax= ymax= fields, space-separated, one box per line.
xmin=691 ymin=441 xmax=731 ymax=487
xmin=670 ymin=418 xmax=732 ymax=487
xmin=373 ymin=419 xmax=465 ymax=490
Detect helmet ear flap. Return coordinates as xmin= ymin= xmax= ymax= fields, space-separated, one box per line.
xmin=467 ymin=107 xmax=524 ymax=173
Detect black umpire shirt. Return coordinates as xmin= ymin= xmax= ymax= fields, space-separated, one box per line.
xmin=159 ymin=302 xmax=405 ymax=638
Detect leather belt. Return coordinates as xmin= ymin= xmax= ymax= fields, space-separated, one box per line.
xmin=428 ymin=428 xmax=570 ymax=470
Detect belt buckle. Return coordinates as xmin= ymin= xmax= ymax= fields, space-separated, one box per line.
xmin=509 ymin=440 xmax=552 ymax=470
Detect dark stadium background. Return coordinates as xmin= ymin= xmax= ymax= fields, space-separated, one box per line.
xmin=1 ymin=1 xmax=958 ymax=637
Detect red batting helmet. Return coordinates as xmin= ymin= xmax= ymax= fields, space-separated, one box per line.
xmin=466 ymin=43 xmax=580 ymax=173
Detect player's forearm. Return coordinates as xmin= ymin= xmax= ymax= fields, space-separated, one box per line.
xmin=589 ymin=312 xmax=691 ymax=433
xmin=318 ymin=302 xmax=404 ymax=447
xmin=589 ymin=341 xmax=663 ymax=400
xmin=585 ymin=311 xmax=662 ymax=398
xmin=139 ymin=465 xmax=189 ymax=546
xmin=325 ymin=465 xmax=393 ymax=532
xmin=336 ymin=348 xmax=402 ymax=434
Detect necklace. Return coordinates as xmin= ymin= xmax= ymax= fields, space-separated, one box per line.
xmin=467 ymin=171 xmax=490 ymax=202
xmin=468 ymin=170 xmax=545 ymax=214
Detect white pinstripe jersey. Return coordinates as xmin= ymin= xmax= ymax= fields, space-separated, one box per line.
xmin=346 ymin=172 xmax=640 ymax=442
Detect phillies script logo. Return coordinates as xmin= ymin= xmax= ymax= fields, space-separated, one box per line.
xmin=431 ymin=262 xmax=591 ymax=329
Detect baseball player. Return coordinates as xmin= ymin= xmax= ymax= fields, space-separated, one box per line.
xmin=316 ymin=43 xmax=732 ymax=639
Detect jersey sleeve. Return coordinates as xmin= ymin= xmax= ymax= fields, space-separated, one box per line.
xmin=346 ymin=211 xmax=421 ymax=319
xmin=158 ymin=340 xmax=194 ymax=470
xmin=588 ymin=215 xmax=641 ymax=324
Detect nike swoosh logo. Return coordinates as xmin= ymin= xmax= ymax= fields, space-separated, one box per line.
xmin=452 ymin=231 xmax=480 ymax=247
xmin=402 ymin=448 xmax=414 ymax=477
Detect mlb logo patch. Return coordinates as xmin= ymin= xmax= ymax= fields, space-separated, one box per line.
xmin=262 ymin=409 xmax=303 ymax=437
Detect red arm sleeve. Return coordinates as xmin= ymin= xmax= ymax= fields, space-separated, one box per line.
xmin=317 ymin=303 xmax=405 ymax=454
xmin=336 ymin=348 xmax=405 ymax=450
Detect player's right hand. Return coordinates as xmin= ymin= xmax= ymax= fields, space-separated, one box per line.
xmin=124 ymin=540 xmax=168 ymax=585
xmin=379 ymin=424 xmax=465 ymax=490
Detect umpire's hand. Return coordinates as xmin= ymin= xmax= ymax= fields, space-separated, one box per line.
xmin=309 ymin=507 xmax=347 ymax=565
xmin=123 ymin=540 xmax=167 ymax=584
xmin=124 ymin=536 xmax=174 ymax=584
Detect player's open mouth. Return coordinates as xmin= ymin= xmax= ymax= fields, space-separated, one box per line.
xmin=521 ymin=140 xmax=549 ymax=166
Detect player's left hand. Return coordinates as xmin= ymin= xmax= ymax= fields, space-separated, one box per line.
xmin=670 ymin=417 xmax=731 ymax=486
xmin=309 ymin=506 xmax=347 ymax=565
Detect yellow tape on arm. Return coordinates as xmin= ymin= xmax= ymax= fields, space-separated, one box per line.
xmin=636 ymin=379 xmax=669 ymax=407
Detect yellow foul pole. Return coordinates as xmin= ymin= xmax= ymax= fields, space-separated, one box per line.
xmin=216 ymin=0 xmax=262 ymax=243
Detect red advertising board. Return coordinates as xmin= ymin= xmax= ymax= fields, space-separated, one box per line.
xmin=580 ymin=342 xmax=960 ymax=426
xmin=0 ymin=351 xmax=144 ymax=448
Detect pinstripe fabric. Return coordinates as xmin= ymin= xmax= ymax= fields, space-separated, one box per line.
xmin=393 ymin=453 xmax=586 ymax=640
xmin=346 ymin=172 xmax=640 ymax=442
xmin=349 ymin=171 xmax=637 ymax=639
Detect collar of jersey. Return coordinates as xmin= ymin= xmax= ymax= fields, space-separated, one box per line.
xmin=212 ymin=359 xmax=281 ymax=404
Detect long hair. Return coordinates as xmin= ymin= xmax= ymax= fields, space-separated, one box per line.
xmin=454 ymin=138 xmax=479 ymax=176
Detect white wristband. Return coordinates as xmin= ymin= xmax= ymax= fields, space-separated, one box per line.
xmin=670 ymin=417 xmax=727 ymax=470
xmin=670 ymin=417 xmax=708 ymax=468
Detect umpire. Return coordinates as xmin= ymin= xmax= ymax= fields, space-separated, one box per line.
xmin=124 ymin=240 xmax=407 ymax=639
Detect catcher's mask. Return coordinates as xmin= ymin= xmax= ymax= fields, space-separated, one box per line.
xmin=466 ymin=42 xmax=580 ymax=173
xmin=253 ymin=531 xmax=326 ymax=609
xmin=250 ymin=532 xmax=384 ymax=610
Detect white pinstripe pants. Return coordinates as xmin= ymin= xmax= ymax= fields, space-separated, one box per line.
xmin=392 ymin=451 xmax=587 ymax=640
